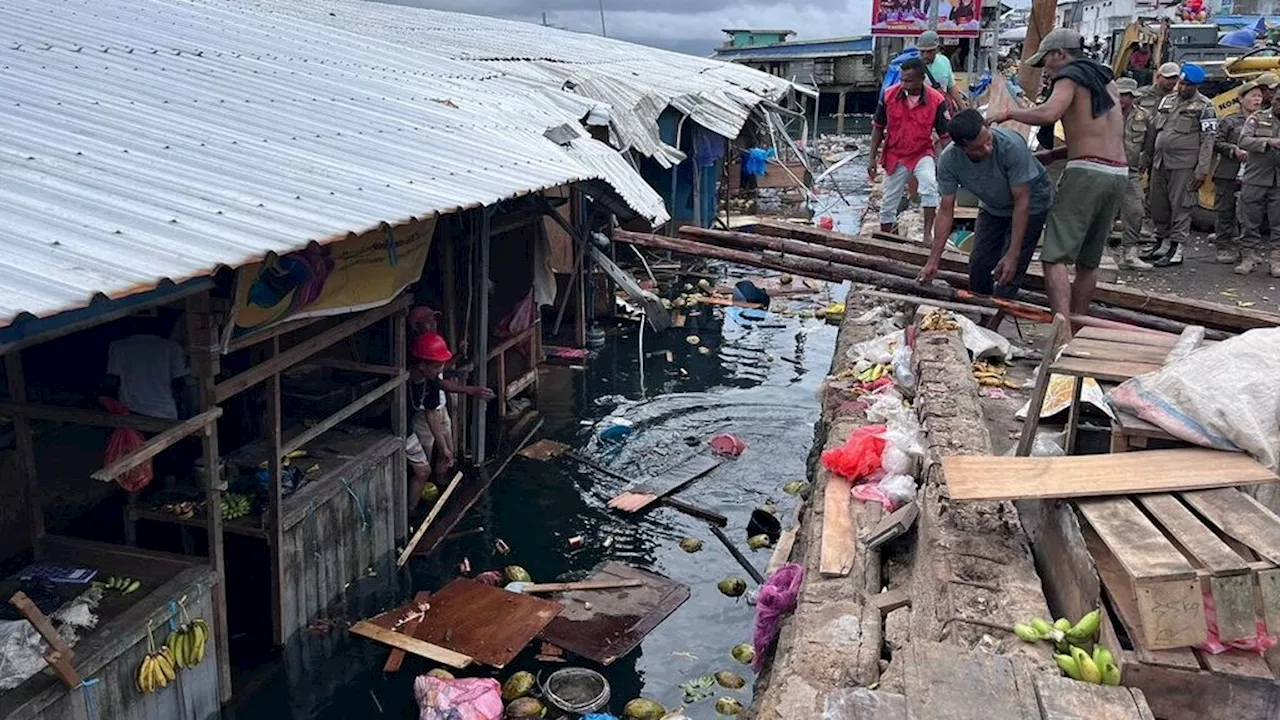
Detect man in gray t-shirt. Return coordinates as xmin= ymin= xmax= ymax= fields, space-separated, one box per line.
xmin=919 ymin=109 xmax=1054 ymax=299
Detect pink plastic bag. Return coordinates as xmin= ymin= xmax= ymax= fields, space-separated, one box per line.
xmin=710 ymin=433 xmax=747 ymax=457
xmin=821 ymin=425 xmax=886 ymax=480
xmin=414 ymin=676 xmax=503 ymax=720
xmin=753 ymin=563 xmax=804 ymax=671
xmin=1198 ymin=589 xmax=1278 ymax=655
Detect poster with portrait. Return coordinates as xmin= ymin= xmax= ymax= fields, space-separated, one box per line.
xmin=871 ymin=0 xmax=982 ymax=37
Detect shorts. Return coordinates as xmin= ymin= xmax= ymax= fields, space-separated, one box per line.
xmin=405 ymin=407 xmax=451 ymax=466
xmin=1042 ymin=159 xmax=1128 ymax=269
xmin=880 ymin=157 xmax=939 ymax=225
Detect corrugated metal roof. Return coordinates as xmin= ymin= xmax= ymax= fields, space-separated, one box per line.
xmin=0 ymin=0 xmax=690 ymax=326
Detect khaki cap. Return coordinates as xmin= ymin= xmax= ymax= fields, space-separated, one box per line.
xmin=1027 ymin=28 xmax=1083 ymax=68
xmin=1157 ymin=62 xmax=1181 ymax=78
xmin=1239 ymin=80 xmax=1259 ymax=94
xmin=1116 ymin=77 xmax=1138 ymax=95
xmin=1256 ymin=72 xmax=1280 ymax=88
xmin=917 ymin=30 xmax=941 ymax=50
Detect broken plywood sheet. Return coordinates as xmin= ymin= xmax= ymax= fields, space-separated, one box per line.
xmin=538 ymin=561 xmax=689 ymax=666
xmin=942 ymin=449 xmax=1277 ymax=502
xmin=607 ymin=454 xmax=722 ymax=513
xmin=411 ymin=578 xmax=560 ymax=668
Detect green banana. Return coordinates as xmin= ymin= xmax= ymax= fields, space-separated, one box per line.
xmin=1055 ymin=653 xmax=1082 ymax=681
xmin=1092 ymin=646 xmax=1114 ymax=669
xmin=1013 ymin=622 xmax=1042 ymax=643
xmin=1054 ymin=617 xmax=1072 ymax=632
xmin=1066 ymin=609 xmax=1102 ymax=643
xmin=1073 ymin=646 xmax=1102 ymax=684
xmin=1101 ymin=661 xmax=1122 ymax=686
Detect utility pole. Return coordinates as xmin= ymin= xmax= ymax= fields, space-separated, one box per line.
xmin=598 ymin=0 xmax=607 ymax=37
xmin=541 ymin=11 xmax=548 ymax=26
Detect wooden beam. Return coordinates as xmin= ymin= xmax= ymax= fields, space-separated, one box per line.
xmin=519 ymin=579 xmax=644 ymax=594
xmin=306 ymin=358 xmax=401 ymax=376
xmin=213 ymin=295 xmax=410 ymax=403
xmin=266 ymin=338 xmax=285 ymax=647
xmin=819 ymin=475 xmax=856 ymax=577
xmin=349 ymin=620 xmax=472 ymax=669
xmin=398 ymin=471 xmax=464 ymax=567
xmin=0 ymin=400 xmax=176 ymax=432
xmin=9 ymin=591 xmax=81 ymax=689
xmin=223 ymin=314 xmax=322 ymax=354
xmin=382 ymin=591 xmax=430 ymax=673
xmin=391 ymin=310 xmax=409 ymax=541
xmin=280 ymin=371 xmax=407 ymax=456
xmin=90 ymin=407 xmax=222 ymax=482
xmin=6 ymin=353 xmax=43 ymax=547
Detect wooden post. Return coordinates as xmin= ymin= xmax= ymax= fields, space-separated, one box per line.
xmin=473 ymin=209 xmax=491 ymax=464
xmin=391 ymin=309 xmax=408 ymax=540
xmin=837 ymin=90 xmax=848 ymax=135
xmin=571 ymin=190 xmax=588 ymax=347
xmin=1019 ymin=0 xmax=1057 ymax=102
xmin=6 ymin=353 xmax=42 ymax=549
xmin=266 ymin=337 xmax=285 ymax=646
xmin=184 ymin=293 xmax=233 ymax=703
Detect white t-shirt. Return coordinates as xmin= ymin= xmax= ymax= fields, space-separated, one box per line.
xmin=106 ymin=334 xmax=187 ymax=419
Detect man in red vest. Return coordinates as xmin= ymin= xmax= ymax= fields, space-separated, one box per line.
xmin=868 ymin=57 xmax=952 ymax=246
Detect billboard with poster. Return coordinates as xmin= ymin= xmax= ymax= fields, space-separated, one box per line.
xmin=871 ymin=0 xmax=982 ymax=37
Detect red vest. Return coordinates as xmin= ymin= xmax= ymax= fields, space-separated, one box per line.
xmin=879 ymin=83 xmax=947 ymax=173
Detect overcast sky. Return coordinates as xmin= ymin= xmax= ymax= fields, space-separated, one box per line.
xmin=376 ymin=0 xmax=879 ymax=56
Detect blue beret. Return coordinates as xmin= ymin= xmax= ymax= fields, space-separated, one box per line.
xmin=1180 ymin=63 xmax=1205 ymax=84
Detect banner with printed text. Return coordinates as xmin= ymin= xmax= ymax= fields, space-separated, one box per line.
xmin=871 ymin=0 xmax=982 ymax=37
xmin=221 ymin=216 xmax=436 ymax=351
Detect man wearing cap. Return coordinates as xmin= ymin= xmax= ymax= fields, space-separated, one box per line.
xmin=1257 ymin=72 xmax=1280 ymax=107
xmin=1142 ymin=63 xmax=1217 ymax=267
xmin=916 ymin=30 xmax=965 ymax=108
xmin=1212 ymin=81 xmax=1265 ymax=266
xmin=1235 ymin=86 xmax=1280 ymax=276
xmin=1116 ymin=78 xmax=1154 ymax=270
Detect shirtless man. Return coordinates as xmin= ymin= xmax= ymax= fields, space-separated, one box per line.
xmin=988 ymin=28 xmax=1127 ymax=336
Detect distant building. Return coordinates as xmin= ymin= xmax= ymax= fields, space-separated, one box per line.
xmin=721 ymin=28 xmax=796 ymax=48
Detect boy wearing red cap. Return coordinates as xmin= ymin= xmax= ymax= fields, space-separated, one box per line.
xmin=405 ymin=332 xmax=494 ymax=507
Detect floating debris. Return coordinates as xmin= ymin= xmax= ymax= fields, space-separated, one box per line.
xmin=714 ymin=670 xmax=745 ymax=689
xmin=623 ymin=698 xmax=667 ymax=719
xmin=730 ymin=643 xmax=755 ymax=665
xmin=504 ymin=566 xmax=532 ymax=583
xmin=679 ymin=537 xmax=704 ymax=553
xmin=717 ymin=577 xmax=747 ymax=597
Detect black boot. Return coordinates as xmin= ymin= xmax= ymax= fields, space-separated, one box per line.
xmin=1153 ymin=242 xmax=1183 ymax=267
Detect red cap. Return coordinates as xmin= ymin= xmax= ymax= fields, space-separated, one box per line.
xmin=411 ymin=332 xmax=453 ymax=363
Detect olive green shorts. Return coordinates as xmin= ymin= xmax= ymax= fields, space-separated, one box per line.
xmin=1042 ymin=160 xmax=1129 ymax=269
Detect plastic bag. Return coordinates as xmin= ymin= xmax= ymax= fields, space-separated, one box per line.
xmin=414 ymin=675 xmax=503 ymax=720
xmin=891 ymin=344 xmax=917 ymax=394
xmin=846 ymin=330 xmax=904 ymax=366
xmin=710 ymin=433 xmax=747 ymax=457
xmin=853 ymin=474 xmax=917 ymax=511
xmin=955 ymin=314 xmax=1010 ymax=362
xmin=1198 ymin=589 xmax=1277 ymax=655
xmin=821 ymin=425 xmax=886 ymax=480
xmin=101 ymin=397 xmax=152 ymax=492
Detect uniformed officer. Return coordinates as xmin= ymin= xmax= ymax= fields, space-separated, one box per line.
xmin=1133 ymin=63 xmax=1180 ymax=259
xmin=1236 ymin=85 xmax=1280 ymax=277
xmin=1212 ymin=81 xmax=1264 ymax=265
xmin=1142 ymin=63 xmax=1217 ymax=267
xmin=1117 ymin=78 xmax=1152 ymax=270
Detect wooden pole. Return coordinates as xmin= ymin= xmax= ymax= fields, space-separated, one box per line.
xmin=267 ymin=337 xmax=285 ymax=646
xmin=473 ymin=209 xmax=491 ymax=465
xmin=184 ymin=292 xmax=233 ymax=702
xmin=1019 ymin=0 xmax=1057 ymax=104
xmin=5 ymin=353 xmax=43 ymax=549
xmin=392 ymin=309 xmax=408 ymax=540
xmin=397 ymin=471 xmax=464 ymax=567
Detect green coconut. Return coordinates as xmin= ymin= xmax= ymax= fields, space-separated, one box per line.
xmin=679 ymin=537 xmax=703 ymax=553
xmin=501 ymin=670 xmax=535 ymax=701
xmin=717 ymin=577 xmax=747 ymax=597
xmin=622 ymin=698 xmax=667 ymax=720
xmin=730 ymin=643 xmax=755 ymax=665
xmin=798 ymin=309 xmax=815 ymax=320
xmin=715 ymin=697 xmax=745 ymax=716
xmin=505 ymin=696 xmax=546 ymax=718
xmin=504 ymin=566 xmax=533 ymax=583
xmin=420 ymin=483 xmax=440 ymax=504
xmin=778 ymin=274 xmax=794 ymax=285
xmin=426 ymin=668 xmax=455 ymax=680
xmin=782 ymin=480 xmax=807 ymax=496
xmin=747 ymin=534 xmax=772 ymax=551
xmin=714 ymin=670 xmax=746 ymax=689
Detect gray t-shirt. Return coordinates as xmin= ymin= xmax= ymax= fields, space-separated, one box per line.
xmin=937 ymin=127 xmax=1053 ymax=217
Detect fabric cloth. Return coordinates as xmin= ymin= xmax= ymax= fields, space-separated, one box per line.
xmin=412 ymin=407 xmax=452 ymax=467
xmin=880 ymin=156 xmax=940 ymax=225
xmin=1121 ymin=171 xmax=1147 ymax=250
xmin=106 ymin=334 xmax=187 ymax=420
xmin=410 ymin=376 xmax=445 ymax=412
xmin=414 ymin=675 xmax=503 ymax=720
xmin=1215 ymin=112 xmax=1249 ymax=179
xmin=1042 ymin=160 xmax=1128 ymax=268
xmin=1239 ymin=109 xmax=1280 ymax=187
xmin=969 ymin=209 xmax=1049 ymax=297
xmin=1051 ymin=58 xmax=1116 ymax=118
xmin=405 ymin=432 xmax=428 ymax=465
xmin=1149 ymin=92 xmax=1217 ymax=174
xmin=873 ymin=83 xmax=950 ymax=174
xmin=937 ymin=127 xmax=1053 ymax=216
xmin=752 ymin=563 xmax=804 ymax=672
xmin=1239 ymin=183 xmax=1280 ymax=253
xmin=1215 ymin=177 xmax=1241 ymax=249
xmin=1150 ymin=166 xmax=1197 ymax=247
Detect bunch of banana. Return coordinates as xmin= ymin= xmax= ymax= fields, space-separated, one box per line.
xmin=165 ymin=617 xmax=210 ymax=670
xmin=1014 ymin=609 xmax=1102 ymax=651
xmin=160 ymin=501 xmax=197 ymax=519
xmin=94 ymin=576 xmax=142 ymax=595
xmin=1055 ymin=644 xmax=1121 ymax=686
xmin=972 ymin=361 xmax=1019 ymax=389
xmin=856 ymin=363 xmax=891 ymax=383
xmin=220 ymin=493 xmax=253 ymax=520
xmin=920 ymin=309 xmax=960 ymax=332
xmin=136 ymin=624 xmax=176 ymax=694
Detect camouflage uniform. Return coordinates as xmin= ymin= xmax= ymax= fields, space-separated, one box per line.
xmin=1213 ymin=111 xmax=1249 ymax=262
xmin=1121 ymin=94 xmax=1152 ymax=253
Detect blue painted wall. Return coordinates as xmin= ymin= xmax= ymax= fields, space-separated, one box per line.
xmin=639 ymin=109 xmax=725 ymax=228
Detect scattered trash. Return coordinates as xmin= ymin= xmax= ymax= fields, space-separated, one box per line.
xmin=494 ymin=539 xmax=511 ymax=555
xmin=753 ymin=563 xmax=804 ymax=671
xmin=747 ymin=507 xmax=781 ymax=540
xmin=919 ymin=308 xmax=960 ymax=332
xmin=717 ymin=577 xmax=748 ymax=597
xmin=782 ymin=480 xmax=807 ymax=496
xmin=543 ymin=667 xmax=611 ymax=713
xmin=679 ymin=537 xmax=704 ymax=553
xmin=602 ymin=536 xmax=615 ymax=549
xmin=709 ymin=434 xmax=747 ymax=457
xmin=458 ymin=558 xmax=470 ymax=574
xmin=685 ymin=335 xmax=701 ymax=345
xmin=821 ymin=425 xmax=887 ymax=480
xmin=746 ymin=534 xmax=772 ymax=551
xmin=599 ymin=419 xmax=635 ymax=443
xmin=427 ymin=669 xmax=456 ymax=680
xmin=779 ymin=274 xmax=794 ymax=285
xmin=501 ymin=671 xmax=536 ymax=701
xmin=475 ymin=570 xmax=502 ymax=586
xmin=568 ymin=536 xmax=584 ymax=549
xmin=413 ymin=675 xmax=503 ymax=720
xmin=698 ymin=346 xmax=711 ymax=355
xmin=713 ymin=670 xmax=745 ymax=689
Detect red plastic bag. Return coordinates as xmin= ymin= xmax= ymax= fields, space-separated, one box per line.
xmin=101 ymin=397 xmax=153 ymax=493
xmin=821 ymin=424 xmax=886 ymax=481
xmin=710 ymin=433 xmax=747 ymax=457
xmin=1199 ymin=589 xmax=1278 ymax=655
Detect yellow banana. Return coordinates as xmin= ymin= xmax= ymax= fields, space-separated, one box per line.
xmin=156 ymin=652 xmax=176 ymax=683
xmin=1073 ymin=646 xmax=1101 ymax=684
xmin=1054 ymin=653 xmax=1082 ymax=681
xmin=142 ymin=656 xmax=157 ymax=693
xmin=135 ymin=658 xmax=148 ymax=693
xmin=193 ymin=631 xmax=207 ymax=665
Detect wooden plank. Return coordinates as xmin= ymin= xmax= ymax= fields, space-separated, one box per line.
xmin=1259 ymin=568 xmax=1280 ymax=637
xmin=861 ymin=500 xmax=919 ymax=550
xmin=1077 ymin=497 xmax=1198 ymax=580
xmin=0 ymin=399 xmax=177 ymax=432
xmin=383 ymin=591 xmax=431 ymax=673
xmin=1181 ymin=488 xmax=1280 ymax=565
xmin=1137 ymin=495 xmax=1250 ymax=574
xmin=90 ymin=407 xmax=222 ymax=482
xmin=214 ymin=295 xmax=410 ymax=403
xmin=349 ymin=620 xmax=472 ymax=669
xmin=1208 ymin=573 xmax=1260 ymax=644
xmin=1063 ymin=337 xmax=1173 ymax=366
xmin=1198 ymin=649 xmax=1276 ymax=679
xmin=767 ymin=526 xmax=799 ymax=576
xmin=307 ymin=358 xmax=401 ymax=375
xmin=539 ymin=562 xmax=689 ymax=666
xmin=606 ymin=454 xmax=722 ymax=513
xmin=871 ymin=587 xmax=911 ymax=614
xmin=1081 ymin=518 xmax=1207 ymax=652
xmin=943 ymin=449 xmax=1278 ymax=502
xmin=1121 ymin=654 xmax=1280 ymax=720
xmin=281 ymin=372 xmax=407 ymax=456
xmin=819 ymin=475 xmax=855 ymax=577
xmin=904 ymin=640 xmax=1035 ymax=720
xmin=1034 ymin=674 xmax=1150 ymax=720
xmin=9 ymin=591 xmax=76 ymax=665
xmin=412 ymin=578 xmax=560 ymax=668
xmin=1077 ymin=326 xmax=1182 ymax=347
xmin=1048 ymin=355 xmax=1163 ymax=384
xmin=519 ymin=579 xmax=643 ymax=594
xmin=1016 ymin=314 xmax=1067 ymax=457
xmin=397 ymin=471 xmax=464 ymax=567
xmin=659 ymin=497 xmax=729 ymax=526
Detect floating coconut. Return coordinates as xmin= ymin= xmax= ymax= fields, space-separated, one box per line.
xmin=679 ymin=537 xmax=703 ymax=553
xmin=717 ymin=577 xmax=747 ymax=597
xmin=622 ymin=698 xmax=667 ymax=720
xmin=782 ymin=480 xmax=807 ymax=496
xmin=714 ymin=670 xmax=746 ymax=689
xmin=747 ymin=534 xmax=772 ymax=551
xmin=715 ymin=697 xmax=745 ymax=716
xmin=426 ymin=668 xmax=455 ymax=680
xmin=502 ymin=671 xmax=535 ymax=701
xmin=730 ymin=643 xmax=755 ymax=665
xmin=420 ymin=483 xmax=440 ymax=503
xmin=697 ymin=346 xmax=710 ymax=355
xmin=504 ymin=566 xmax=532 ymax=583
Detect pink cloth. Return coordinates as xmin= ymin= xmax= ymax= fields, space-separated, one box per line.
xmin=753 ymin=563 xmax=804 ymax=671
xmin=1199 ymin=590 xmax=1277 ymax=655
xmin=414 ymin=676 xmax=503 ymax=720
